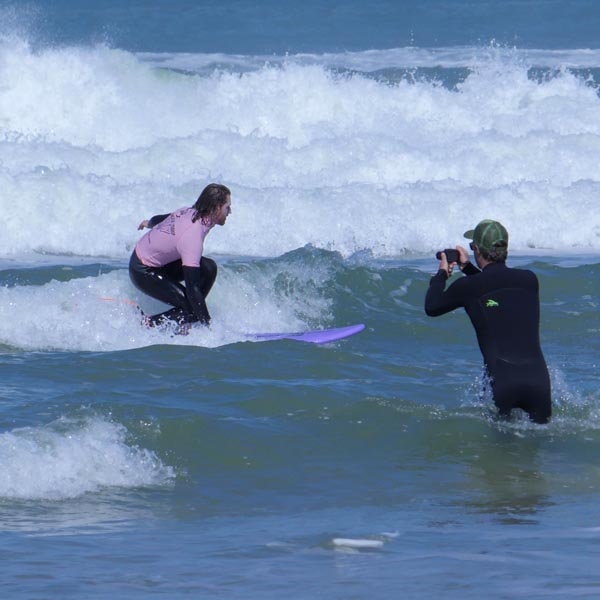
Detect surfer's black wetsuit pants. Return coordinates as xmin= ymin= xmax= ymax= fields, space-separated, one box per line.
xmin=129 ymin=251 xmax=217 ymax=326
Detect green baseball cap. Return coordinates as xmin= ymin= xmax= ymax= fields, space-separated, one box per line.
xmin=464 ymin=219 xmax=509 ymax=252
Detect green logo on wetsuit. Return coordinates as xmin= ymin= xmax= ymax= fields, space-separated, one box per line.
xmin=486 ymin=299 xmax=500 ymax=308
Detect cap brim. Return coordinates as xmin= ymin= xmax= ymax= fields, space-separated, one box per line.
xmin=463 ymin=229 xmax=475 ymax=239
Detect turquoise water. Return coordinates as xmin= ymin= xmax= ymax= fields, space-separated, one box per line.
xmin=1 ymin=1 xmax=600 ymax=597
xmin=1 ymin=255 xmax=598 ymax=597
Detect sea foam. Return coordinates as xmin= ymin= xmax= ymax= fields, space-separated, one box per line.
xmin=0 ymin=255 xmax=333 ymax=351
xmin=1 ymin=36 xmax=600 ymax=259
xmin=0 ymin=416 xmax=174 ymax=500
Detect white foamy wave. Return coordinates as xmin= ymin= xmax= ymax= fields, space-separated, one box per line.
xmin=0 ymin=260 xmax=331 ymax=352
xmin=139 ymin=46 xmax=600 ymax=74
xmin=0 ymin=36 xmax=207 ymax=151
xmin=1 ymin=37 xmax=600 ymax=259
xmin=0 ymin=417 xmax=175 ymax=500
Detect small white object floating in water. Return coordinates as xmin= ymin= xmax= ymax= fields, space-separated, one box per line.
xmin=332 ymin=538 xmax=384 ymax=549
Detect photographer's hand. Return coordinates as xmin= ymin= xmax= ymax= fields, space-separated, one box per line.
xmin=457 ymin=245 xmax=470 ymax=267
xmin=439 ymin=252 xmax=453 ymax=277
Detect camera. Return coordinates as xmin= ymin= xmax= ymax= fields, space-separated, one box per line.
xmin=435 ymin=248 xmax=460 ymax=263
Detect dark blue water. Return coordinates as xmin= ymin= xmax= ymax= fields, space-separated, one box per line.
xmin=20 ymin=0 xmax=600 ymax=53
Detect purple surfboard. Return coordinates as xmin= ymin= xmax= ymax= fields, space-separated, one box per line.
xmin=253 ymin=323 xmax=365 ymax=344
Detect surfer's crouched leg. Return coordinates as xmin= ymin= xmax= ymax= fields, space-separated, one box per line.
xmin=129 ymin=251 xmax=216 ymax=332
xmin=129 ymin=251 xmax=202 ymax=333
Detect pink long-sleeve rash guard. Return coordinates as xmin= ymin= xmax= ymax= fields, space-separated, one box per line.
xmin=135 ymin=207 xmax=214 ymax=268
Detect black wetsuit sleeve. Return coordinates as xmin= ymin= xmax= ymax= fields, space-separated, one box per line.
xmin=182 ymin=265 xmax=211 ymax=325
xmin=148 ymin=213 xmax=171 ymax=228
xmin=424 ymin=270 xmax=468 ymax=316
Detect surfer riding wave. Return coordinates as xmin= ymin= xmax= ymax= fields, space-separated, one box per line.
xmin=129 ymin=183 xmax=232 ymax=330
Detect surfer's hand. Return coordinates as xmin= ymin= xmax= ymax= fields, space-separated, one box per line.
xmin=138 ymin=219 xmax=150 ymax=230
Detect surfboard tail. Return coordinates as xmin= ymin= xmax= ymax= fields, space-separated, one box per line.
xmin=253 ymin=323 xmax=365 ymax=344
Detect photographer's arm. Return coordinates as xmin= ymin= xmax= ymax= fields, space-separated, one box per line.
xmin=457 ymin=245 xmax=480 ymax=275
xmin=424 ymin=268 xmax=468 ymax=317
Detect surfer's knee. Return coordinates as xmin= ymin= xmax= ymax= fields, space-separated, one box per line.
xmin=201 ymin=257 xmax=217 ymax=280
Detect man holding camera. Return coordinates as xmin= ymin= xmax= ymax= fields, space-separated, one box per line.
xmin=424 ymin=219 xmax=552 ymax=424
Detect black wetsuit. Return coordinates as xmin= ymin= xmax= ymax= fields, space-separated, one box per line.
xmin=425 ymin=261 xmax=551 ymax=423
xmin=129 ymin=213 xmax=217 ymax=327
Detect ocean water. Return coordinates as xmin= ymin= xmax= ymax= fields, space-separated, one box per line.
xmin=0 ymin=1 xmax=599 ymax=597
